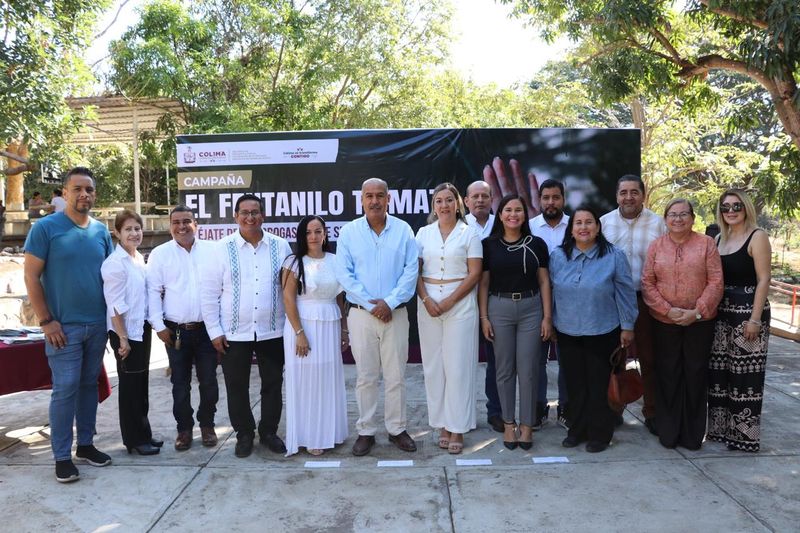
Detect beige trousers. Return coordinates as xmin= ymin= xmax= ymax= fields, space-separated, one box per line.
xmin=347 ymin=306 xmax=409 ymax=436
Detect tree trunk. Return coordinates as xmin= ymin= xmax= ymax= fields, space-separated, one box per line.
xmin=4 ymin=142 xmax=28 ymax=211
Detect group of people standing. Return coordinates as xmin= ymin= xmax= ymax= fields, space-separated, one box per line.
xmin=23 ymin=167 xmax=771 ymax=484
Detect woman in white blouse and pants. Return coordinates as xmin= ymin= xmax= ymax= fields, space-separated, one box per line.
xmin=101 ymin=210 xmax=160 ymax=455
xmin=416 ymin=183 xmax=482 ymax=454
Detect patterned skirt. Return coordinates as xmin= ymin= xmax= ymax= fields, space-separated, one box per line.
xmin=707 ymin=285 xmax=770 ymax=452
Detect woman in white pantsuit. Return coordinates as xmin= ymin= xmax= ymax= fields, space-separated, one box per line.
xmin=416 ymin=183 xmax=482 ymax=454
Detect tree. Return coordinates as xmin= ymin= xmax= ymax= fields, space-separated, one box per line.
xmin=504 ymin=0 xmax=800 ymax=212
xmin=108 ymin=0 xmax=452 ymax=132
xmin=1 ymin=0 xmax=111 ymax=174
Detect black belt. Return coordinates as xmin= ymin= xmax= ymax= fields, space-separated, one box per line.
xmin=164 ymin=320 xmax=205 ymax=331
xmin=350 ymin=302 xmax=407 ymax=311
xmin=490 ymin=290 xmax=538 ymax=301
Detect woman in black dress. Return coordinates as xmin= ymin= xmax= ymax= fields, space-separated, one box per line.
xmin=707 ymin=189 xmax=771 ymax=452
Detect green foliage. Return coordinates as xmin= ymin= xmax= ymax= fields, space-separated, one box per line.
xmin=108 ymin=0 xmax=452 ymax=132
xmin=504 ymin=0 xmax=800 ymax=214
xmin=0 ymin=0 xmax=111 ymax=156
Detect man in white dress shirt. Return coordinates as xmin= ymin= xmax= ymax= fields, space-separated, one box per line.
xmin=463 ymin=180 xmax=503 ymax=434
xmin=335 ymin=178 xmax=419 ymax=456
xmin=201 ymin=194 xmax=292 ymax=458
xmin=600 ymin=175 xmax=666 ymax=434
xmin=528 ymin=179 xmax=570 ymax=430
xmin=148 ymin=206 xmax=219 ymax=451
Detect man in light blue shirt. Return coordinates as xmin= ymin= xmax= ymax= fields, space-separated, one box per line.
xmin=335 ymin=178 xmax=419 ymax=456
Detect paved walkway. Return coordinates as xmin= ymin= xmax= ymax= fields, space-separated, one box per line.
xmin=1 ymin=336 xmax=798 ymax=532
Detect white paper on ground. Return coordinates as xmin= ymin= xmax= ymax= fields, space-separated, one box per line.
xmin=532 ymin=456 xmax=569 ymax=464
xmin=304 ymin=461 xmax=341 ymax=468
xmin=377 ymin=460 xmax=414 ymax=467
xmin=456 ymin=459 xmax=492 ymax=466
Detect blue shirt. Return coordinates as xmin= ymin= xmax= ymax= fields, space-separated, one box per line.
xmin=335 ymin=215 xmax=418 ymax=311
xmin=24 ymin=212 xmax=113 ymax=324
xmin=549 ymin=244 xmax=638 ymax=336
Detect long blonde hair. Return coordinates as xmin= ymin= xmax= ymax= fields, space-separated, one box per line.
xmin=715 ymin=188 xmax=758 ymax=244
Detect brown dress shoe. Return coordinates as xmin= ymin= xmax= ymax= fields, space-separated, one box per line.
xmin=388 ymin=431 xmax=417 ymax=452
xmin=175 ymin=430 xmax=192 ymax=451
xmin=201 ymin=427 xmax=218 ymax=447
xmin=351 ymin=435 xmax=376 ymax=456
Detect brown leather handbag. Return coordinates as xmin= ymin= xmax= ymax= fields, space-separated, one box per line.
xmin=608 ymin=345 xmax=644 ymax=412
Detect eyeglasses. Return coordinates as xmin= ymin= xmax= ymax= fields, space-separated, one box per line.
xmin=238 ymin=210 xmax=262 ymax=218
xmin=666 ymin=212 xmax=691 ymax=219
xmin=720 ymin=202 xmax=744 ymax=213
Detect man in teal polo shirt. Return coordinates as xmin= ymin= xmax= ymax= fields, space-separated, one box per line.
xmin=24 ymin=167 xmax=114 ymax=483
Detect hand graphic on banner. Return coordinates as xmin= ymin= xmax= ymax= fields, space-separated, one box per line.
xmin=483 ymin=157 xmax=541 ymax=217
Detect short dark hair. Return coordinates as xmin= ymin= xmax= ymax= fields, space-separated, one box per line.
xmin=234 ymin=193 xmax=264 ymax=214
xmin=32 ymin=191 xmax=41 ymax=198
xmin=53 ymin=188 xmax=63 ymax=197
xmin=616 ymin=174 xmax=645 ymax=195
xmin=538 ymin=179 xmax=564 ymax=197
xmin=114 ymin=209 xmax=143 ymax=232
xmin=560 ymin=204 xmax=612 ymax=259
xmin=64 ymin=167 xmax=95 ymax=186
xmin=170 ymin=204 xmax=195 ymax=219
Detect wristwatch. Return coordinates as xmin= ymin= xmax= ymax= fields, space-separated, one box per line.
xmin=39 ymin=317 xmax=54 ymax=327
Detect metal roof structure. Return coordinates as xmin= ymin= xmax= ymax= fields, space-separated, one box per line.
xmin=65 ymin=95 xmax=186 ymax=211
xmin=66 ymin=96 xmax=186 ymax=145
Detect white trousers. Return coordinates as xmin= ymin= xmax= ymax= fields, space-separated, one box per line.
xmin=347 ymin=306 xmax=409 ymax=436
xmin=418 ymin=282 xmax=478 ymax=434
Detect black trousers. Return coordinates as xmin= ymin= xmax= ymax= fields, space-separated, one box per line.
xmin=110 ymin=326 xmax=153 ymax=447
xmin=222 ymin=336 xmax=284 ymax=438
xmin=653 ymin=320 xmax=715 ymax=450
xmin=558 ymin=328 xmax=619 ymax=445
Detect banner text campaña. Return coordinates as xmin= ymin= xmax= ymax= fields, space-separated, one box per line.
xmin=183 ymin=188 xmax=436 ymax=219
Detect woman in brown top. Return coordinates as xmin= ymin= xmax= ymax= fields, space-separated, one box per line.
xmin=641 ymin=199 xmax=723 ymax=450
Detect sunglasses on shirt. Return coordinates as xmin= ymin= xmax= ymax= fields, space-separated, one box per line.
xmin=720 ymin=202 xmax=744 ymax=213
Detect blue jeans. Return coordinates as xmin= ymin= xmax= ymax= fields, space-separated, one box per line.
xmin=538 ymin=340 xmax=568 ymax=406
xmin=45 ymin=321 xmax=107 ymax=461
xmin=166 ymin=325 xmax=219 ymax=432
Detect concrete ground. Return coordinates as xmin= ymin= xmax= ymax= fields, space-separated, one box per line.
xmin=1 ymin=336 xmax=798 ymax=533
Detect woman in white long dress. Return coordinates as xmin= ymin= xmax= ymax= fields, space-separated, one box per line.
xmin=282 ymin=215 xmax=349 ymax=456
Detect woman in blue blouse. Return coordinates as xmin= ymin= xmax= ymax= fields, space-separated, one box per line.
xmin=550 ymin=205 xmax=638 ymax=453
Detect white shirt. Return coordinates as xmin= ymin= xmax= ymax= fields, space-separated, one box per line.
xmin=600 ymin=207 xmax=666 ymax=291
xmin=101 ymin=244 xmax=147 ymax=341
xmin=51 ymin=196 xmax=66 ymax=213
xmin=529 ymin=213 xmax=569 ymax=253
xmin=416 ymin=219 xmax=482 ymax=280
xmin=146 ymin=238 xmax=215 ymax=332
xmin=465 ymin=213 xmax=495 ymax=240
xmin=200 ymin=231 xmax=292 ymax=342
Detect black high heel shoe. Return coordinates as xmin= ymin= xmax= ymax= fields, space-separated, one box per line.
xmin=518 ymin=424 xmax=533 ymax=450
xmin=150 ymin=439 xmax=164 ymax=448
xmin=127 ymin=443 xmax=160 ymax=455
xmin=503 ymin=421 xmax=518 ymax=450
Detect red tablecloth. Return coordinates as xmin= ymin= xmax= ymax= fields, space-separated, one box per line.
xmin=0 ymin=341 xmax=111 ymax=401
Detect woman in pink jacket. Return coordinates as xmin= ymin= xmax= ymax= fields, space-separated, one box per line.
xmin=642 ymin=198 xmax=723 ymax=450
